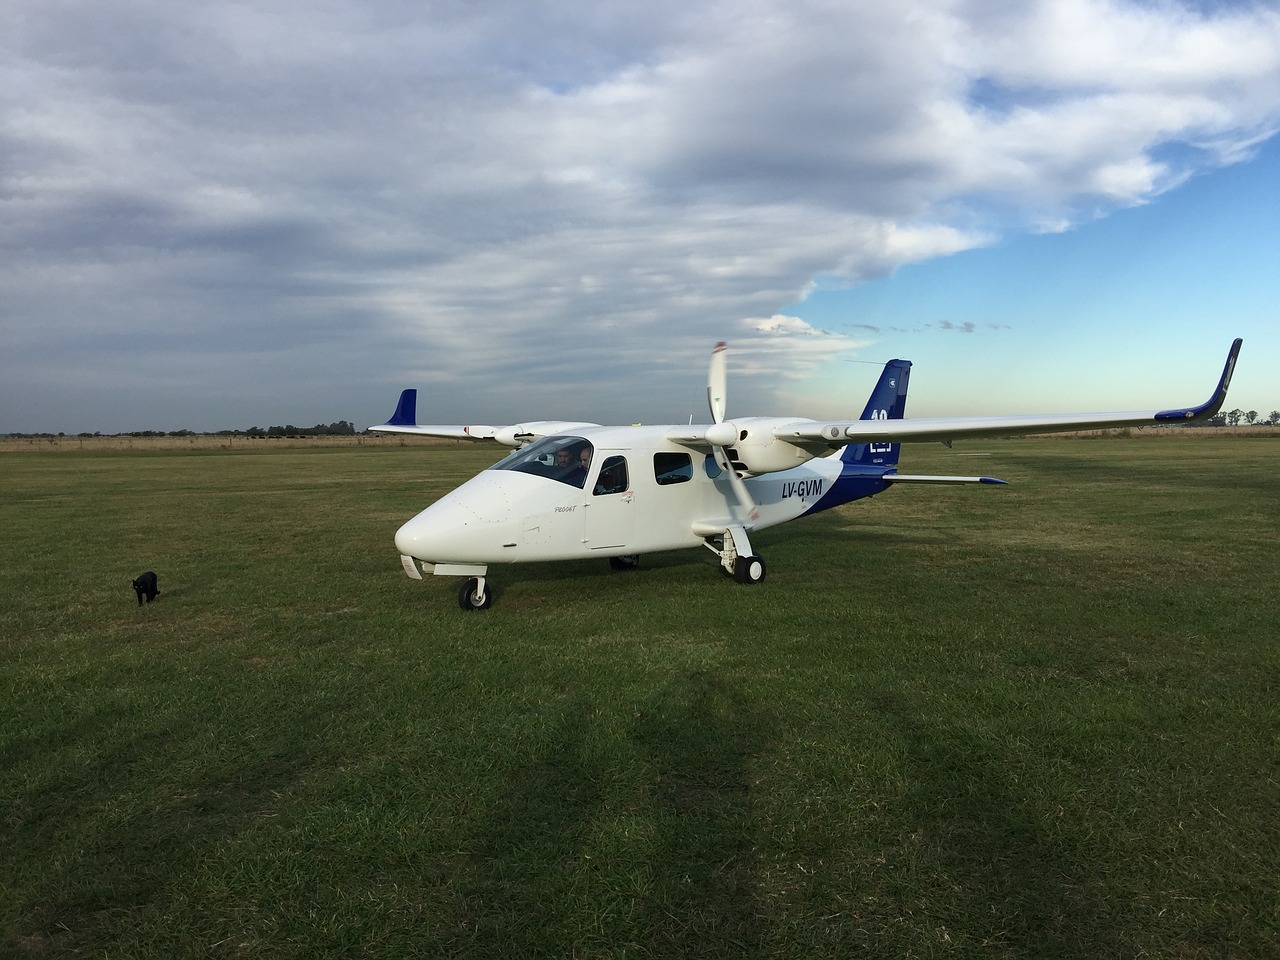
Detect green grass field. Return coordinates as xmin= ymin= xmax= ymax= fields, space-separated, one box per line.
xmin=2 ymin=439 xmax=1277 ymax=958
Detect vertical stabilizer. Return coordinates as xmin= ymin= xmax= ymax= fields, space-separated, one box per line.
xmin=842 ymin=359 xmax=911 ymax=467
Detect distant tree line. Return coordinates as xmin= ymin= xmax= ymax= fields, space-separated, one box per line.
xmin=238 ymin=421 xmax=358 ymax=437
xmin=5 ymin=421 xmax=359 ymax=439
xmin=1205 ymin=409 xmax=1280 ymax=427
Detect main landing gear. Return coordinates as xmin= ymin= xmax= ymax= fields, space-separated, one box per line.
xmin=733 ymin=552 xmax=766 ymax=584
xmin=707 ymin=524 xmax=766 ymax=585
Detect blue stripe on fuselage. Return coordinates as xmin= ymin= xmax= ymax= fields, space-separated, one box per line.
xmin=800 ymin=465 xmax=892 ymax=517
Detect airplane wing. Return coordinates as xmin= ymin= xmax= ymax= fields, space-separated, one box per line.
xmin=369 ymin=390 xmax=494 ymax=440
xmin=775 ymin=338 xmax=1242 ymax=448
xmin=369 ymin=389 xmax=600 ymax=447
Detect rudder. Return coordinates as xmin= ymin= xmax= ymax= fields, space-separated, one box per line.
xmin=842 ymin=359 xmax=911 ymax=466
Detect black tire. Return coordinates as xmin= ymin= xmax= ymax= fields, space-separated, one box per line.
xmin=733 ymin=554 xmax=766 ymax=585
xmin=609 ymin=555 xmax=640 ymax=572
xmin=457 ymin=577 xmax=493 ymax=611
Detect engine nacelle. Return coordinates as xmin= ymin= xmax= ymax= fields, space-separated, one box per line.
xmin=722 ymin=417 xmax=825 ymax=476
xmin=492 ymin=420 xmax=603 ymax=447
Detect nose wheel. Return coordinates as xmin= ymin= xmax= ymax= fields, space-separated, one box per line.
xmin=458 ymin=576 xmax=493 ymax=611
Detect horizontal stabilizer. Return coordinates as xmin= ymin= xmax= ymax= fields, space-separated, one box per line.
xmin=884 ymin=474 xmax=1008 ymax=485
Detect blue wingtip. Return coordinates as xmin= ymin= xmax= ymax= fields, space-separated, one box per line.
xmin=386 ymin=388 xmax=418 ymax=426
xmin=979 ymin=477 xmax=1009 ymax=485
xmin=1154 ymin=338 xmax=1242 ymax=422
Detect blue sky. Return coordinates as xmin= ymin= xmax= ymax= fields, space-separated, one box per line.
xmin=785 ymin=135 xmax=1279 ymax=419
xmin=2 ymin=0 xmax=1278 ymax=433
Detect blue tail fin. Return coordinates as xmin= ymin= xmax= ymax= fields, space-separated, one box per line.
xmin=841 ymin=359 xmax=911 ymax=467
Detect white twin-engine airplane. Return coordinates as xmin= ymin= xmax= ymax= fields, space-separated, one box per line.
xmin=372 ymin=339 xmax=1242 ymax=610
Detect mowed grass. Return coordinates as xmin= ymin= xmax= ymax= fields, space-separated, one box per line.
xmin=1 ymin=439 xmax=1276 ymax=958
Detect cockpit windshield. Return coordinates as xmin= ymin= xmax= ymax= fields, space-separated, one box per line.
xmin=489 ymin=436 xmax=594 ymax=489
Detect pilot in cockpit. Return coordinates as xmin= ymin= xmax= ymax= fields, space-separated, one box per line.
xmin=555 ymin=444 xmax=591 ymax=487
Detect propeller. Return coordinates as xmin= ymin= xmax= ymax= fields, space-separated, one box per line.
xmin=706 ymin=342 xmax=759 ymax=523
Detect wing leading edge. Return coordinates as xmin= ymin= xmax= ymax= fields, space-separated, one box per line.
xmin=776 ymin=338 xmax=1242 ymax=448
xmin=369 ymin=388 xmax=601 ymax=446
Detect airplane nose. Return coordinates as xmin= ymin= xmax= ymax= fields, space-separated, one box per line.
xmin=394 ymin=473 xmax=518 ymax=563
xmin=396 ymin=504 xmax=470 ymax=560
xmin=394 ymin=516 xmax=427 ymax=558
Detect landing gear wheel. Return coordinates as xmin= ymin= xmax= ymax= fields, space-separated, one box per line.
xmin=458 ymin=577 xmax=493 ymax=611
xmin=609 ymin=555 xmax=640 ymax=572
xmin=733 ymin=554 xmax=766 ymax=585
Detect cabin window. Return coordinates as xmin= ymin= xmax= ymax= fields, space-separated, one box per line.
xmin=703 ymin=454 xmax=722 ymax=479
xmin=593 ymin=455 xmax=629 ymax=496
xmin=654 ymin=452 xmax=693 ymax=485
xmin=490 ymin=436 xmax=594 ymax=489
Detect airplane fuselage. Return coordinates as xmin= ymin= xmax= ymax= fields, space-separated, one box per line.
xmin=393 ymin=424 xmax=886 ymax=568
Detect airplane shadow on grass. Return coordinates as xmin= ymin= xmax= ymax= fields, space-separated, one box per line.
xmin=869 ymin=690 xmax=1123 ymax=956
xmin=437 ymin=670 xmax=771 ymax=957
xmin=6 ymin=700 xmax=328 ymax=954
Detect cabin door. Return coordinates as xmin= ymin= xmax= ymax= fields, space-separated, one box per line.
xmin=585 ymin=452 xmax=634 ymax=549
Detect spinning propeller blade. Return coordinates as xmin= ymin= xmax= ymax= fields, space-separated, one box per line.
xmin=706 ymin=342 xmax=759 ymax=523
xmin=708 ymin=341 xmax=728 ymax=423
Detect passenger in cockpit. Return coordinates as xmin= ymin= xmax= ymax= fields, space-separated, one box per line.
xmin=568 ymin=445 xmax=591 ymax=488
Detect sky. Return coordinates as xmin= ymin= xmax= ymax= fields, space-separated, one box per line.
xmin=2 ymin=0 xmax=1278 ymax=434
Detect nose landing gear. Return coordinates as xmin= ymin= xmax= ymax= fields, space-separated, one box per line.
xmin=458 ymin=576 xmax=493 ymax=611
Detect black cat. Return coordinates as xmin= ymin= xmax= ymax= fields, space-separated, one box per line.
xmin=133 ymin=571 xmax=159 ymax=605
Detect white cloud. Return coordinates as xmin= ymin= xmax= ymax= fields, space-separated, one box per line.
xmin=751 ymin=316 xmax=826 ymax=337
xmin=2 ymin=0 xmax=1278 ymax=430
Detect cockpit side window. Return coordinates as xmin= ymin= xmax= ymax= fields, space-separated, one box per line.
xmin=490 ymin=436 xmax=594 ymax=489
xmin=593 ymin=455 xmax=628 ymax=496
xmin=654 ymin=452 xmax=693 ymax=485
